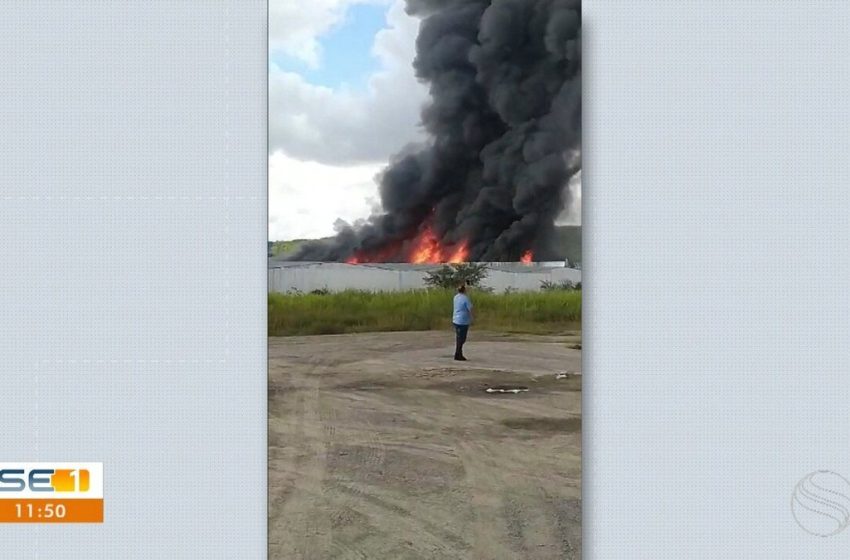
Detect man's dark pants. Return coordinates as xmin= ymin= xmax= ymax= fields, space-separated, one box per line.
xmin=453 ymin=323 xmax=469 ymax=358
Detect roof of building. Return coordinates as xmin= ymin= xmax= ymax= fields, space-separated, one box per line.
xmin=268 ymin=260 xmax=572 ymax=273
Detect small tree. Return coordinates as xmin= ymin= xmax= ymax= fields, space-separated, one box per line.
xmin=424 ymin=263 xmax=489 ymax=289
xmin=541 ymin=279 xmax=576 ymax=291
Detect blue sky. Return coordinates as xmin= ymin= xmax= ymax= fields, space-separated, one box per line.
xmin=271 ymin=3 xmax=388 ymax=90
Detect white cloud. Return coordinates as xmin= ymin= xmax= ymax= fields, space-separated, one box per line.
xmin=269 ymin=0 xmax=428 ymax=165
xmin=270 ymin=0 xmax=392 ymax=68
xmin=269 ymin=152 xmax=384 ymax=240
xmin=269 ymin=0 xmax=430 ymax=240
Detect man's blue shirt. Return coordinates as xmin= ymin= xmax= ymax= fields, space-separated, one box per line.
xmin=453 ymin=293 xmax=472 ymax=325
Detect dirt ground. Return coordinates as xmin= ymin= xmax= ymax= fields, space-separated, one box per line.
xmin=269 ymin=330 xmax=582 ymax=560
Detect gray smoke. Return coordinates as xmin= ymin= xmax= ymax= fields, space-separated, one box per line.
xmin=293 ymin=0 xmax=581 ymax=262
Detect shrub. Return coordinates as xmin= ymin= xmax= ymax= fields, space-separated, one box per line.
xmin=541 ymin=279 xmax=576 ymax=291
xmin=423 ymin=263 xmax=489 ymax=289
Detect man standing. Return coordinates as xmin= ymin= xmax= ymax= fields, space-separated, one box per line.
xmin=452 ymin=284 xmax=473 ymax=361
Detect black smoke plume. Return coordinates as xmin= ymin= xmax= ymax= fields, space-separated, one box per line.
xmin=292 ymin=0 xmax=581 ymax=262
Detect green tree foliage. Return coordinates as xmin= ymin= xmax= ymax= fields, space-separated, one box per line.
xmin=540 ymin=279 xmax=578 ymax=291
xmin=423 ymin=263 xmax=489 ymax=289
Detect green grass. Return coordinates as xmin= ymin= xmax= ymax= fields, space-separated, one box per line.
xmin=268 ymin=289 xmax=581 ymax=336
xmin=270 ymin=237 xmax=334 ymax=257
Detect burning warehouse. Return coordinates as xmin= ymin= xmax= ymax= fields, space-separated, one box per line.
xmin=291 ymin=0 xmax=581 ymax=264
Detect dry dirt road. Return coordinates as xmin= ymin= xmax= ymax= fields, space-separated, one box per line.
xmin=269 ymin=330 xmax=581 ymax=560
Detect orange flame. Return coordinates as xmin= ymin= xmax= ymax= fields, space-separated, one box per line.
xmin=344 ymin=219 xmax=469 ymax=264
xmin=446 ymin=241 xmax=469 ymax=263
xmin=407 ymin=226 xmax=469 ymax=263
xmin=409 ymin=227 xmax=441 ymax=263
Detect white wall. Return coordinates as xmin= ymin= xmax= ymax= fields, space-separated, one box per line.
xmin=268 ymin=263 xmax=582 ymax=293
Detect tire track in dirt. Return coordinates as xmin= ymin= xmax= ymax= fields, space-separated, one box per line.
xmin=269 ymin=332 xmax=581 ymax=559
xmin=333 ymin=482 xmax=468 ymax=557
xmin=546 ymin=489 xmax=582 ymax=560
xmin=268 ymin=359 xmax=304 ymax=550
xmin=322 ymin=388 xmax=470 ymax=558
xmin=457 ymin=438 xmax=516 ymax=559
xmin=269 ymin=356 xmax=332 ymax=559
xmin=457 ymin=434 xmax=580 ymax=559
xmin=320 ymin=390 xmax=387 ymax=559
xmin=502 ymin=487 xmax=573 ymax=560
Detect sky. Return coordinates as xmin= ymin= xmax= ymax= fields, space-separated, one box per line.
xmin=269 ymin=0 xmax=581 ymax=241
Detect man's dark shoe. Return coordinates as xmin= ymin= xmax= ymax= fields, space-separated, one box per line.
xmin=454 ymin=355 xmax=467 ymax=361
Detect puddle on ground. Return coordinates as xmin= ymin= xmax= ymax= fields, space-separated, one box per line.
xmin=501 ymin=417 xmax=581 ymax=433
xmin=424 ymin=374 xmax=581 ymax=396
xmin=485 ymin=385 xmax=529 ymax=394
xmin=332 ymin=380 xmax=407 ymax=392
xmin=325 ymin=372 xmax=582 ymax=396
